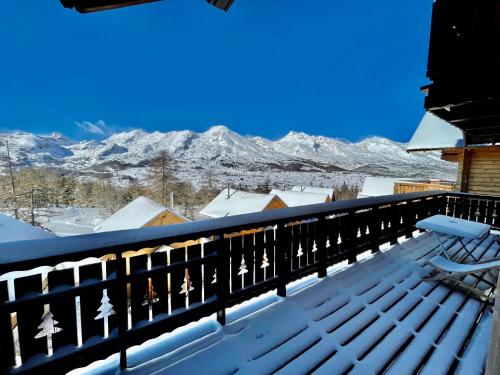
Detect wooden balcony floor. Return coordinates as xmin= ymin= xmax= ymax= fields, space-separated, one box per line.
xmin=83 ymin=232 xmax=499 ymax=375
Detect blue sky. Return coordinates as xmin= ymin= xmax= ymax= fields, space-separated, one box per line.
xmin=0 ymin=0 xmax=433 ymax=142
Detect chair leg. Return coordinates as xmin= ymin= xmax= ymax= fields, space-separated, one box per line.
xmin=424 ymin=272 xmax=494 ymax=303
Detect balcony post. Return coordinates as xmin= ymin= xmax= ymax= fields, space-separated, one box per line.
xmin=116 ymin=253 xmax=128 ymax=370
xmin=389 ymin=203 xmax=398 ymax=245
xmin=370 ymin=206 xmax=381 ymax=252
xmin=345 ymin=211 xmax=357 ymax=264
xmin=216 ymin=236 xmax=230 ymax=325
xmin=276 ymin=223 xmax=289 ymax=297
xmin=317 ymin=217 xmax=328 ymax=278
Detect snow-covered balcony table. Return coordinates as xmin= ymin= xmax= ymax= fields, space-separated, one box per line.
xmin=416 ymin=214 xmax=491 ymax=262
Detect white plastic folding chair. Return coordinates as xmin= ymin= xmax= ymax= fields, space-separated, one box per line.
xmin=426 ymin=255 xmax=499 ymax=303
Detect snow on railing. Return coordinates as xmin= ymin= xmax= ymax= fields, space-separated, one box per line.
xmin=0 ymin=190 xmax=476 ymax=374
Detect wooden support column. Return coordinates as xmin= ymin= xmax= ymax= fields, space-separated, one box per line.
xmin=458 ymin=148 xmax=471 ymax=193
xmin=485 ymin=274 xmax=500 ymax=375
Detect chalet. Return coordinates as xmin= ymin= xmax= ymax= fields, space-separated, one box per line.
xmin=408 ymin=113 xmax=500 ymax=196
xmin=359 ymin=175 xmax=455 ymax=198
xmin=269 ymin=189 xmax=330 ymax=207
xmin=94 ymin=196 xmax=188 ymax=233
xmin=358 ymin=177 xmax=403 ymax=198
xmin=291 ymin=186 xmax=335 ymax=201
xmin=199 ymin=188 xmax=287 ymax=219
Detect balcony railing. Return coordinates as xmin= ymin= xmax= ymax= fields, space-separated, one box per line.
xmin=0 ymin=191 xmax=498 ymax=374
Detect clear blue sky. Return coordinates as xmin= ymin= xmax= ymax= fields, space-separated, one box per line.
xmin=0 ymin=0 xmax=433 ymax=142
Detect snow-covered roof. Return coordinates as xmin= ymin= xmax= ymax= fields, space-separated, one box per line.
xmin=95 ymin=196 xmax=184 ymax=233
xmin=0 ymin=214 xmax=56 ymax=244
xmin=291 ymin=186 xmax=335 ymax=199
xmin=270 ymin=189 xmax=329 ymax=207
xmin=358 ymin=177 xmax=403 ymax=198
xmin=200 ymin=188 xmax=285 ymax=218
xmin=407 ymin=112 xmax=464 ymax=151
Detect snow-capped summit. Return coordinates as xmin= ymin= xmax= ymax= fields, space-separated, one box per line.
xmin=0 ymin=125 xmax=457 ymax=181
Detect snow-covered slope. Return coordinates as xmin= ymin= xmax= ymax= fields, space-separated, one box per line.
xmin=1 ymin=126 xmax=457 ymax=184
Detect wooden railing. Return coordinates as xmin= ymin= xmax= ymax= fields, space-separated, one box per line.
xmin=1 ymin=191 xmax=496 ymax=374
xmin=446 ymin=192 xmax=500 ymax=230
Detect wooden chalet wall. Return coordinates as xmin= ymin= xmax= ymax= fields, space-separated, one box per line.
xmin=263 ymin=196 xmax=287 ymax=211
xmin=147 ymin=211 xmax=188 ymax=227
xmin=455 ymin=146 xmax=500 ymax=195
xmin=394 ymin=181 xmax=455 ymax=195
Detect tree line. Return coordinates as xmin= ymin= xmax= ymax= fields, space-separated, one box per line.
xmin=0 ymin=136 xmax=358 ymax=229
xmin=0 ymin=142 xmax=220 ymax=227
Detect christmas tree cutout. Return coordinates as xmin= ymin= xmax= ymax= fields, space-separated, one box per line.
xmin=142 ymin=283 xmax=159 ymax=306
xmin=211 ymin=270 xmax=217 ymax=284
xmin=297 ymin=243 xmax=304 ymax=258
xmin=238 ymin=258 xmax=248 ymax=275
xmin=326 ymin=238 xmax=331 ymax=248
xmin=261 ymin=253 xmax=270 ymax=269
xmin=312 ymin=241 xmax=318 ymax=252
xmin=180 ymin=272 xmax=194 ymax=296
xmin=95 ymin=295 xmax=116 ymax=320
xmin=35 ymin=312 xmax=62 ymax=340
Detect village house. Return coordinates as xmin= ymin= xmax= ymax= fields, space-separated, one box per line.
xmin=291 ymin=186 xmax=335 ymax=201
xmin=408 ymin=113 xmax=500 ymax=196
xmin=94 ymin=196 xmax=188 ymax=233
xmin=269 ymin=189 xmax=331 ymax=207
xmin=199 ymin=188 xmax=287 ymax=219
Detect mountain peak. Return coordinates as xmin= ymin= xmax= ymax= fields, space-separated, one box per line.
xmin=205 ymin=125 xmax=231 ymax=134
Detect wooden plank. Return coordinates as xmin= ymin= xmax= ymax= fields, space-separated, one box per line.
xmin=202 ymin=241 xmax=218 ymax=302
xmin=79 ymin=262 xmax=104 ymax=343
xmin=186 ymin=244 xmax=202 ymax=306
xmin=254 ymin=231 xmax=266 ymax=283
xmin=230 ymin=235 xmax=244 ymax=293
xmin=14 ymin=273 xmax=46 ymax=362
xmin=264 ymin=228 xmax=276 ymax=280
xmin=47 ymin=268 xmax=78 ymax=351
xmin=0 ymin=280 xmax=15 ymax=371
xmin=170 ymin=247 xmax=187 ymax=312
xmin=150 ymin=251 xmax=169 ymax=316
xmin=129 ymin=255 xmax=149 ymax=326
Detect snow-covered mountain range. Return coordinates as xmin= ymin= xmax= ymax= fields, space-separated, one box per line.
xmin=2 ymin=125 xmax=457 ymax=187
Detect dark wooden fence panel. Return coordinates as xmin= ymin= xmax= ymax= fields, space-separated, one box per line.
xmin=14 ymin=273 xmax=45 ymax=362
xmin=170 ymin=247 xmax=187 ymax=313
xmin=187 ymin=244 xmax=202 ymax=306
xmin=0 ymin=281 xmax=15 ymax=372
xmin=446 ymin=193 xmax=500 ymax=229
xmin=230 ymin=235 xmax=244 ymax=293
xmin=79 ymin=262 xmax=105 ymax=343
xmin=150 ymin=251 xmax=169 ymax=316
xmin=203 ymin=242 xmax=218 ymax=302
xmin=129 ymin=254 xmax=150 ymax=326
xmin=47 ymin=268 xmax=77 ymax=351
